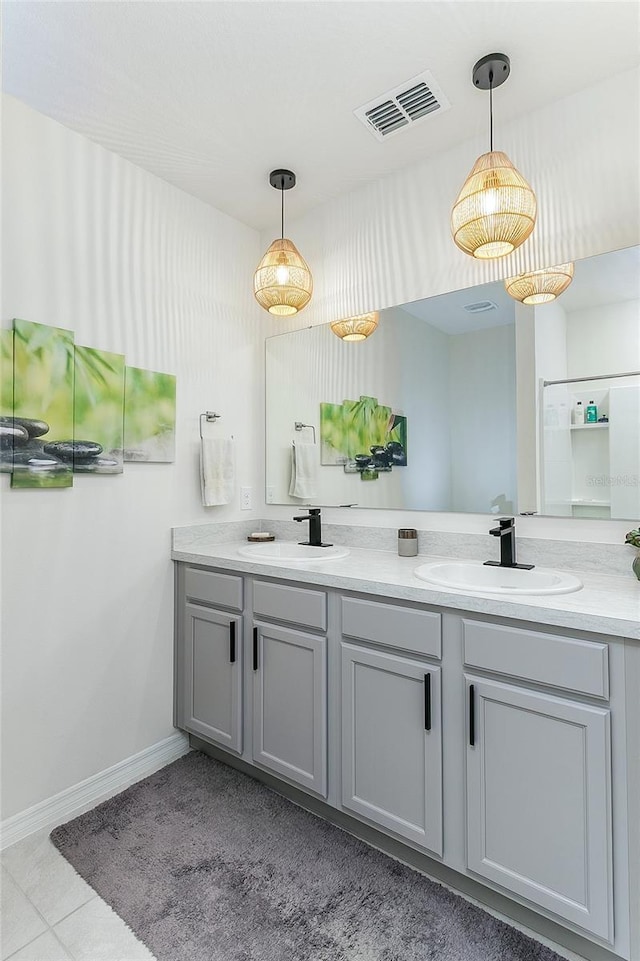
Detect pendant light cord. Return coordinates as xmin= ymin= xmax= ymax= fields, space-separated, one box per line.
xmin=489 ymin=69 xmax=494 ymax=152
xmin=281 ymin=177 xmax=284 ymax=240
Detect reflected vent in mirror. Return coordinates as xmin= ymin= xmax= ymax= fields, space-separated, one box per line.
xmin=463 ymin=301 xmax=498 ymax=314
xmin=354 ymin=70 xmax=450 ymax=141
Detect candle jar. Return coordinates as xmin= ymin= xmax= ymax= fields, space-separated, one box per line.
xmin=397 ymin=528 xmax=418 ymax=556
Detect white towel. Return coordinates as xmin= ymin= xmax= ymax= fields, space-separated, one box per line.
xmin=200 ymin=437 xmax=235 ymax=507
xmin=289 ymin=441 xmax=318 ymax=499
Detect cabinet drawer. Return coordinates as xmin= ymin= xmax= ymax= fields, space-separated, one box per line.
xmin=184 ymin=567 xmax=243 ymax=612
xmin=253 ymin=580 xmax=327 ymax=631
xmin=341 ymin=597 xmax=441 ymax=659
xmin=462 ymin=619 xmax=609 ymax=698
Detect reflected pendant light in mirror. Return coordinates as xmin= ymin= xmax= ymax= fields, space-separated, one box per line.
xmin=254 ymin=169 xmax=313 ymax=316
xmin=330 ymin=311 xmax=379 ymax=342
xmin=451 ymin=54 xmax=537 ymax=259
xmin=505 ymin=262 xmax=575 ymax=305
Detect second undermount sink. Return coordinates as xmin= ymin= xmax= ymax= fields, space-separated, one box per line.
xmin=414 ymin=560 xmax=583 ymax=596
xmin=237 ymin=542 xmax=350 ymax=565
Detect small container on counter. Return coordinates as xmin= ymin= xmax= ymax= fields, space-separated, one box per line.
xmin=398 ymin=528 xmax=418 ymax=556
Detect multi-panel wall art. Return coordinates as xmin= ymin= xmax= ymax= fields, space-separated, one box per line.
xmin=0 ymin=319 xmax=176 ymax=489
xmin=10 ymin=319 xmax=76 ymax=489
xmin=320 ymin=394 xmax=407 ymax=482
xmin=124 ymin=367 xmax=177 ymax=463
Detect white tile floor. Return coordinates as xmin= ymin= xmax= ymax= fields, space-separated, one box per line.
xmin=1 ymin=831 xmax=155 ymax=961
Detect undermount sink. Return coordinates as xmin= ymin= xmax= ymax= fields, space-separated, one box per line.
xmin=414 ymin=560 xmax=583 ymax=596
xmin=237 ymin=542 xmax=350 ymax=564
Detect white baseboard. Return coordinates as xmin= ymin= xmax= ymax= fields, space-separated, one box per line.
xmin=0 ymin=731 xmax=190 ymax=850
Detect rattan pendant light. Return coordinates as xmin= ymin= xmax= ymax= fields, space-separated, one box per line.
xmin=330 ymin=311 xmax=379 ymax=342
xmin=254 ymin=170 xmax=312 ymax=316
xmin=451 ymin=54 xmax=537 ymax=260
xmin=505 ymin=262 xmax=575 ymax=305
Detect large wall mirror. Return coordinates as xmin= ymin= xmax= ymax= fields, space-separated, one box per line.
xmin=265 ymin=245 xmax=640 ymax=519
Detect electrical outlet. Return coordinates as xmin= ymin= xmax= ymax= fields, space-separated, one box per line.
xmin=266 ymin=486 xmax=274 ymax=504
xmin=240 ymin=486 xmax=253 ymax=511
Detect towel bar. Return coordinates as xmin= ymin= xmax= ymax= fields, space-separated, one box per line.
xmin=199 ymin=411 xmax=221 ymax=439
xmin=294 ymin=421 xmax=316 ymax=444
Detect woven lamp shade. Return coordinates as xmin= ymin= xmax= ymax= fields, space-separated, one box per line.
xmin=330 ymin=312 xmax=379 ymax=342
xmin=451 ymin=151 xmax=537 ymax=259
xmin=505 ymin=262 xmax=574 ymax=305
xmin=254 ymin=238 xmax=313 ymax=316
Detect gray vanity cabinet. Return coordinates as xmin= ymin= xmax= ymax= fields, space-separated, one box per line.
xmin=176 ymin=566 xmax=244 ymax=754
xmin=341 ymin=643 xmax=443 ymax=855
xmin=463 ymin=619 xmax=613 ymax=942
xmin=339 ymin=596 xmax=443 ymax=855
xmin=183 ymin=603 xmax=243 ymax=754
xmin=174 ymin=560 xmax=633 ymax=961
xmin=251 ymin=582 xmax=328 ymax=797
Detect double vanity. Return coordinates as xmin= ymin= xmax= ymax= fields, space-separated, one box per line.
xmin=172 ymin=520 xmax=639 ymax=961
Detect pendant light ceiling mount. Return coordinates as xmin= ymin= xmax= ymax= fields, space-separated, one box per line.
xmin=269 ymin=169 xmax=296 ymax=191
xmin=472 ymin=53 xmax=510 ymax=90
xmin=254 ymin=168 xmax=313 ymax=317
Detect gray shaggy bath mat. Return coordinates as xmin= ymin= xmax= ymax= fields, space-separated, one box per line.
xmin=51 ymin=751 xmax=564 ymax=961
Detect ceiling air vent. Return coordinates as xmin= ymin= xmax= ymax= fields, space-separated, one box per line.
xmin=354 ymin=70 xmax=450 ymax=142
xmin=463 ymin=301 xmax=498 ymax=314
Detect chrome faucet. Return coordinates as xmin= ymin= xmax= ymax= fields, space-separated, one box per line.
xmin=484 ymin=517 xmax=534 ymax=570
xmin=293 ymin=508 xmax=332 ymax=548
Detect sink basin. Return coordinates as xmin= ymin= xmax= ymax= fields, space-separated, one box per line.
xmin=237 ymin=542 xmax=350 ymax=564
xmin=414 ymin=560 xmax=583 ymax=596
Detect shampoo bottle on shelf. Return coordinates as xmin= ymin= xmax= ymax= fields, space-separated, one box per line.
xmin=573 ymin=401 xmax=584 ymax=426
xmin=586 ymin=400 xmax=598 ymax=423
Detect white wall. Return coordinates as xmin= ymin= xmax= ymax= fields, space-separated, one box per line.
xmin=448 ymin=325 xmax=517 ymax=514
xmin=0 ymin=96 xmax=276 ymax=818
xmin=566 ymin=300 xmax=640 ymax=379
xmin=264 ymin=67 xmax=640 ymax=543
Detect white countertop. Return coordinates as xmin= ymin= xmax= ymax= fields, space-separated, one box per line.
xmin=171 ymin=540 xmax=640 ymax=640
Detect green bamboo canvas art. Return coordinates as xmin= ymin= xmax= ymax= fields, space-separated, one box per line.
xmin=319 ymin=403 xmax=346 ymax=464
xmin=73 ymin=346 xmax=126 ymax=473
xmin=0 ymin=330 xmax=14 ymax=473
xmin=320 ymin=395 xmax=408 ymax=479
xmin=11 ymin=319 xmax=75 ymax=489
xmin=124 ymin=366 xmax=176 ymax=462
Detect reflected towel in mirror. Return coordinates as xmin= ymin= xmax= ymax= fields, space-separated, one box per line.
xmin=200 ymin=437 xmax=235 ymax=506
xmin=289 ymin=441 xmax=318 ymax=499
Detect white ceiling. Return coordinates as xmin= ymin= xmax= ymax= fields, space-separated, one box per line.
xmin=3 ymin=1 xmax=640 ymax=232
xmin=397 ymin=280 xmax=515 ymax=335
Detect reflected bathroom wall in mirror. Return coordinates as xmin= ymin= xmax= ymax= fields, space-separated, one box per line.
xmin=266 ymin=285 xmax=518 ymax=513
xmin=265 ymin=245 xmax=639 ymax=518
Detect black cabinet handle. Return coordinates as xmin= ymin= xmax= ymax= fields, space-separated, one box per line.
xmin=469 ymin=684 xmax=475 ymax=746
xmin=229 ymin=621 xmax=236 ymax=663
xmin=252 ymin=626 xmax=259 ymax=671
xmin=424 ymin=673 xmax=431 ymax=731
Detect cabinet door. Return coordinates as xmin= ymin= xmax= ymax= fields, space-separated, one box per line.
xmin=183 ymin=603 xmax=242 ymax=754
xmin=466 ymin=675 xmax=613 ymax=941
xmin=252 ymin=622 xmax=327 ymax=797
xmin=341 ymin=643 xmax=443 ymax=855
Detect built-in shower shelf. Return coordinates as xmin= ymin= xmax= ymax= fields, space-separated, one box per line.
xmin=570 ymin=498 xmax=611 ymax=507
xmin=570 ymin=423 xmax=609 ymax=430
